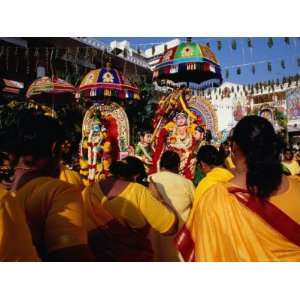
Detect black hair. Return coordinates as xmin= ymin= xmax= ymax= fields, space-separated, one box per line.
xmin=219 ymin=142 xmax=230 ymax=162
xmin=160 ymin=150 xmax=180 ymax=171
xmin=109 ymin=156 xmax=147 ymax=186
xmin=0 ymin=111 xmax=65 ymax=180
xmin=13 ymin=112 xmax=65 ymax=160
xmin=195 ymin=125 xmax=205 ymax=133
xmin=283 ymin=147 xmax=293 ymax=154
xmin=205 ymin=129 xmax=212 ymax=142
xmin=109 ymin=160 xmax=128 ymax=178
xmin=197 ymin=145 xmax=222 ymax=166
xmin=232 ymin=115 xmax=283 ymax=199
xmin=221 ymin=140 xmax=230 ymax=146
xmin=139 ymin=129 xmax=151 ymax=137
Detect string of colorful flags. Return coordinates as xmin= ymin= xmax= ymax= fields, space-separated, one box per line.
xmin=0 ymin=37 xmax=300 ymax=78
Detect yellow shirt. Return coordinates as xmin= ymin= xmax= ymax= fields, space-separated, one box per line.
xmin=82 ymin=182 xmax=175 ymax=233
xmin=149 ymin=171 xmax=195 ymax=261
xmin=282 ymin=160 xmax=300 ymax=176
xmin=60 ymin=164 xmax=84 ymax=190
xmin=224 ymin=155 xmax=236 ymax=170
xmin=149 ymin=171 xmax=195 ymax=225
xmin=191 ymin=177 xmax=300 ymax=261
xmin=0 ymin=187 xmax=40 ymax=261
xmin=14 ymin=177 xmax=88 ymax=259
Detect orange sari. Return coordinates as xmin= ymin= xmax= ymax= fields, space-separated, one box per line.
xmin=176 ymin=177 xmax=300 ymax=262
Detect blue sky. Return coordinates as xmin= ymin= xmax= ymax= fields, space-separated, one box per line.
xmin=96 ymin=37 xmax=300 ymax=85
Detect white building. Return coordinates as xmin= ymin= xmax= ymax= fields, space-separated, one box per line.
xmin=205 ymin=82 xmax=248 ymax=133
xmin=144 ymin=39 xmax=181 ymax=70
xmin=207 ymin=80 xmax=300 ymax=134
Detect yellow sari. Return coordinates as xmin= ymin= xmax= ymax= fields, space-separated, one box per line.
xmin=177 ymin=177 xmax=300 ymax=262
xmin=0 ymin=187 xmax=40 ymax=261
xmin=184 ymin=167 xmax=233 ymax=238
xmin=194 ymin=167 xmax=234 ymax=203
xmin=59 ymin=164 xmax=84 ymax=190
xmin=82 ymin=182 xmax=176 ymax=261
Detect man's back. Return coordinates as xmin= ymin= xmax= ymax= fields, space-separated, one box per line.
xmin=149 ymin=171 xmax=194 ymax=262
xmin=0 ymin=187 xmax=39 ymax=261
xmin=14 ymin=177 xmax=88 ymax=260
xmin=150 ymin=171 xmax=194 ymax=225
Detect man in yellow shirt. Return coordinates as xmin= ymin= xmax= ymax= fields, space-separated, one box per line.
xmin=82 ymin=157 xmax=177 ymax=261
xmin=148 ymin=151 xmax=195 ymax=261
xmin=4 ymin=112 xmax=94 ymax=261
xmin=194 ymin=145 xmax=234 ymax=204
xmin=282 ymin=148 xmax=300 ymax=176
xmin=0 ymin=186 xmax=40 ymax=261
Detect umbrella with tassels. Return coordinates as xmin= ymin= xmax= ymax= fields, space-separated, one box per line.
xmin=26 ymin=76 xmax=77 ymax=105
xmin=78 ymin=62 xmax=140 ymax=101
xmin=153 ymin=40 xmax=222 ymax=88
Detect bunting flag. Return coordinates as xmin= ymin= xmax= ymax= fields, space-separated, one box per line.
xmin=247 ymin=38 xmax=253 ymax=48
xmin=284 ymin=37 xmax=290 ymax=45
xmin=231 ymin=39 xmax=237 ymax=50
xmin=267 ymin=37 xmax=274 ymax=48
xmin=0 ymin=38 xmax=299 ymax=82
xmin=225 ymin=69 xmax=229 ymax=79
xmin=267 ymin=62 xmax=272 ymax=72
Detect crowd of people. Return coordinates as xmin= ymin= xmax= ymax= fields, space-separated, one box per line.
xmin=0 ymin=110 xmax=300 ymax=262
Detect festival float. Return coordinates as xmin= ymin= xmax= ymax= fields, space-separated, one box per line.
xmin=78 ymin=62 xmax=140 ymax=183
xmin=150 ymin=39 xmax=222 ymax=179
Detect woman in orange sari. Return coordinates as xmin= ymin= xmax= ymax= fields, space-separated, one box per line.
xmin=82 ymin=156 xmax=178 ymax=261
xmin=176 ymin=116 xmax=300 ymax=262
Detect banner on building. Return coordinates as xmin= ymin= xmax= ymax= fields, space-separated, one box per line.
xmin=286 ymin=88 xmax=300 ymax=120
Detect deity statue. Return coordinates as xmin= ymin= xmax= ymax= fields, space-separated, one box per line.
xmin=151 ymin=112 xmax=204 ymax=180
xmin=80 ymin=111 xmax=112 ymax=183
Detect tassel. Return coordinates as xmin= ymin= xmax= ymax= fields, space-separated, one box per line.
xmin=104 ymin=89 xmax=111 ymax=97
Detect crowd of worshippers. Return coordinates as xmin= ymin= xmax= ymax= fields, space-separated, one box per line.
xmin=0 ymin=110 xmax=299 ymax=262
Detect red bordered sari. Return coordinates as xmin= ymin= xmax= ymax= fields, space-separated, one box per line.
xmin=176 ymin=178 xmax=300 ymax=262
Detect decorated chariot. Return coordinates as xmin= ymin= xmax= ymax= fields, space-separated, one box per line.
xmin=150 ymin=39 xmax=222 ymax=180
xmin=78 ymin=62 xmax=139 ymax=183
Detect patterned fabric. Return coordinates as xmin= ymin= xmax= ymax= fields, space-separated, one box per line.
xmin=153 ymin=42 xmax=222 ymax=85
xmin=79 ymin=67 xmax=140 ymax=100
xmin=26 ymin=77 xmax=76 ymax=98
